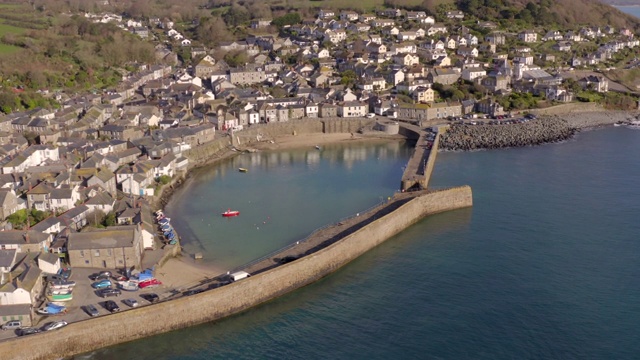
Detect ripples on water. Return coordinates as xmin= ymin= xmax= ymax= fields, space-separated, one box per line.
xmin=81 ymin=127 xmax=640 ymax=360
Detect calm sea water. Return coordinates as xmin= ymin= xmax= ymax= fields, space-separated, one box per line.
xmin=616 ymin=5 xmax=640 ymax=19
xmin=80 ymin=126 xmax=640 ymax=359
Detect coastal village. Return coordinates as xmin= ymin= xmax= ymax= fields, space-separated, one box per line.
xmin=0 ymin=2 xmax=638 ymax=343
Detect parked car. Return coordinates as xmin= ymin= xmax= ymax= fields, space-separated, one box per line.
xmin=138 ymin=278 xmax=161 ymax=289
xmin=84 ymin=304 xmax=100 ymax=317
xmin=365 ymin=113 xmax=375 ymax=118
xmin=92 ymin=279 xmax=113 ymax=289
xmin=122 ymin=298 xmax=139 ymax=308
xmin=182 ymin=289 xmax=204 ymax=296
xmin=113 ymin=274 xmax=128 ymax=282
xmin=1 ymin=320 xmax=21 ymax=330
xmin=17 ymin=327 xmax=40 ymax=336
xmin=98 ymin=288 xmax=122 ymax=298
xmin=90 ymin=271 xmax=112 ymax=281
xmin=57 ymin=268 xmax=72 ymax=280
xmin=41 ymin=321 xmax=68 ymax=331
xmin=105 ymin=300 xmax=120 ymax=313
xmin=140 ymin=293 xmax=160 ymax=303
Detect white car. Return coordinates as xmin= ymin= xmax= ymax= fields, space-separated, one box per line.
xmin=365 ymin=113 xmax=375 ymax=118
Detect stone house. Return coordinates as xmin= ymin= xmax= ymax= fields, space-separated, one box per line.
xmin=427 ymin=69 xmax=461 ymax=85
xmin=518 ymin=30 xmax=538 ymax=43
xmin=413 ymin=86 xmax=435 ymax=103
xmin=481 ymin=74 xmax=511 ymax=92
xmin=397 ymin=102 xmax=462 ymax=120
xmin=337 ymin=101 xmax=368 ymax=117
xmin=578 ymin=75 xmax=609 ymax=92
xmin=319 ymin=103 xmax=338 ymax=118
xmin=67 ymin=225 xmax=143 ymax=269
xmin=0 ymin=189 xmax=19 ymax=220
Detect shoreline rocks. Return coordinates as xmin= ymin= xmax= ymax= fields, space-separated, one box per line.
xmin=439 ymin=117 xmax=577 ymax=151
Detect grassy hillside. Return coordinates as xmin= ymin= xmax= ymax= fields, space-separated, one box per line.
xmin=457 ymin=0 xmax=640 ymax=31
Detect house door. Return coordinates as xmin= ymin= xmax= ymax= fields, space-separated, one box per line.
xmin=103 ymin=260 xmax=107 ymax=268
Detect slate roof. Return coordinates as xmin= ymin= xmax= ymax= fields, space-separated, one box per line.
xmin=67 ymin=225 xmax=138 ymax=250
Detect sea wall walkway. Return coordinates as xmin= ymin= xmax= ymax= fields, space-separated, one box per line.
xmin=399 ymin=122 xmax=440 ymax=192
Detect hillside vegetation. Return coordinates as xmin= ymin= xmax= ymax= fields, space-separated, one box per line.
xmin=457 ymin=0 xmax=640 ymax=30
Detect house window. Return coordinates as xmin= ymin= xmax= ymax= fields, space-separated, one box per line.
xmin=107 ymin=249 xmax=112 ymax=256
xmin=118 ymin=260 xmax=123 ymax=264
xmin=94 ymin=250 xmax=100 ymax=257
xmin=85 ymin=260 xmax=90 ymax=265
xmin=80 ymin=250 xmax=84 ymax=258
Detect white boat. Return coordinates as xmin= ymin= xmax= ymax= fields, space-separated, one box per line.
xmin=49 ymin=280 xmax=76 ymax=289
xmin=118 ymin=280 xmax=139 ymax=292
xmin=37 ymin=303 xmax=67 ymax=316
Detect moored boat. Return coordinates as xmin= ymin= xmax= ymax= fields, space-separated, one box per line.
xmin=222 ymin=209 xmax=240 ymax=217
xmin=47 ymin=292 xmax=73 ymax=302
xmin=238 ymin=167 xmax=248 ymax=173
xmin=37 ymin=303 xmax=67 ymax=316
xmin=49 ymin=280 xmax=76 ymax=289
xmin=118 ymin=280 xmax=139 ymax=292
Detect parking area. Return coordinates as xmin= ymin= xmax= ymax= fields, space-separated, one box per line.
xmin=0 ymin=267 xmax=178 ymax=340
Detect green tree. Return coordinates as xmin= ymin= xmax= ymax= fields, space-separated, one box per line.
xmin=103 ymin=211 xmax=116 ymax=227
xmin=224 ymin=51 xmax=249 ymax=67
xmin=156 ymin=175 xmax=172 ymax=185
xmin=272 ymin=13 xmax=301 ymax=28
xmin=223 ymin=5 xmax=250 ymax=27
xmin=7 ymin=209 xmax=28 ymax=229
xmin=340 ymin=70 xmax=357 ymax=86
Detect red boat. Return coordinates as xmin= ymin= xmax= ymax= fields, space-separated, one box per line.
xmin=138 ymin=278 xmax=161 ymax=289
xmin=222 ymin=209 xmax=240 ymax=217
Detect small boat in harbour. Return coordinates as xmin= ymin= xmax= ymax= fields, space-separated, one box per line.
xmin=47 ymin=292 xmax=73 ymax=302
xmin=222 ymin=209 xmax=240 ymax=217
xmin=315 ymin=145 xmax=321 ymax=150
xmin=238 ymin=167 xmax=248 ymax=173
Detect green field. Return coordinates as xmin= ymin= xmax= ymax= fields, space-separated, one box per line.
xmin=0 ymin=22 xmax=26 ymax=36
xmin=0 ymin=43 xmax=21 ymax=54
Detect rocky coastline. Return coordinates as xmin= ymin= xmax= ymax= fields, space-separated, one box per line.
xmin=438 ymin=110 xmax=640 ymax=151
xmin=439 ymin=117 xmax=577 ymax=151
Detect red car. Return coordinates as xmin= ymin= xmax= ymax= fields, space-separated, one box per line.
xmin=138 ymin=278 xmax=162 ymax=289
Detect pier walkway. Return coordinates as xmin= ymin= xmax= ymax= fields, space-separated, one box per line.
xmin=399 ymin=122 xmax=440 ymax=192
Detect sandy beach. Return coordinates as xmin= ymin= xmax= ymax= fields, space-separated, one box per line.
xmin=248 ymin=132 xmax=404 ymax=151
xmin=154 ymin=256 xmax=227 ymax=290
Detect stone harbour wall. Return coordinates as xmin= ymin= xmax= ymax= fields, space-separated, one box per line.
xmin=233 ymin=119 xmax=376 ymax=146
xmin=0 ymin=186 xmax=472 ymax=360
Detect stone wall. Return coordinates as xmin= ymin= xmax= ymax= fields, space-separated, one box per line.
xmin=422 ymin=130 xmax=440 ymax=189
xmin=0 ymin=186 xmax=472 ymax=360
xmin=183 ymin=137 xmax=232 ymax=167
xmin=232 ymin=119 xmax=376 ymax=147
xmin=528 ymin=102 xmax=603 ymax=116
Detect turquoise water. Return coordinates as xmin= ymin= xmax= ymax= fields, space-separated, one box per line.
xmin=616 ymin=5 xmax=640 ymax=19
xmin=83 ymin=126 xmax=640 ymax=359
xmin=164 ymin=141 xmax=413 ymax=271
